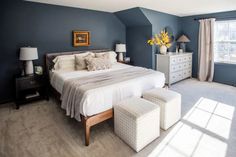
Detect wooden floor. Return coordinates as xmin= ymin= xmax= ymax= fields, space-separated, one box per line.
xmin=1 ymin=79 xmax=236 ymax=157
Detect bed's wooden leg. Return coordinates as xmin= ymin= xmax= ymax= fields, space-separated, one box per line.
xmin=82 ymin=116 xmax=91 ymax=146
xmin=81 ymin=109 xmax=113 ymax=146
xmin=85 ymin=121 xmax=90 ymax=146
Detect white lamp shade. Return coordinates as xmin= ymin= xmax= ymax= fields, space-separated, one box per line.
xmin=116 ymin=44 xmax=126 ymax=53
xmin=20 ymin=47 xmax=38 ymax=61
xmin=177 ymin=35 xmax=190 ymax=43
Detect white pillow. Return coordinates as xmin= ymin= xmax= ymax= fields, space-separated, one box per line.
xmin=75 ymin=53 xmax=95 ymax=70
xmin=75 ymin=51 xmax=95 ymax=58
xmin=95 ymin=53 xmax=109 ymax=59
xmin=53 ymin=55 xmax=75 ymax=71
xmin=95 ymin=51 xmax=117 ymax=63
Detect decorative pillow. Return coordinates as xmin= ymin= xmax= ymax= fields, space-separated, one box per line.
xmin=75 ymin=51 xmax=95 ymax=58
xmin=75 ymin=52 xmax=95 ymax=70
xmin=53 ymin=55 xmax=75 ymax=71
xmin=95 ymin=51 xmax=117 ymax=63
xmin=85 ymin=58 xmax=112 ymax=71
xmin=95 ymin=53 xmax=109 ymax=59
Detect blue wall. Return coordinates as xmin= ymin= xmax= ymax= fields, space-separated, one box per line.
xmin=115 ymin=8 xmax=151 ymax=27
xmin=116 ymin=8 xmax=153 ymax=68
xmin=141 ymin=8 xmax=182 ymax=69
xmin=126 ymin=26 xmax=153 ymax=68
xmin=0 ymin=0 xmax=125 ymax=103
xmin=181 ymin=11 xmax=236 ymax=85
xmin=141 ymin=8 xmax=182 ymax=51
xmin=116 ymin=8 xmax=182 ymax=69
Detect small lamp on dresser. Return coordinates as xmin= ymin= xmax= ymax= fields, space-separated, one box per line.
xmin=177 ymin=35 xmax=190 ymax=52
xmin=116 ymin=44 xmax=126 ymax=61
xmin=20 ymin=47 xmax=38 ymax=75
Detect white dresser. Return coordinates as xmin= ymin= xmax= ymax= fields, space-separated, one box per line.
xmin=156 ymin=52 xmax=193 ymax=86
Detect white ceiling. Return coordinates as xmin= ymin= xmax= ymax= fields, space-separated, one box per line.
xmin=26 ymin=0 xmax=236 ymax=17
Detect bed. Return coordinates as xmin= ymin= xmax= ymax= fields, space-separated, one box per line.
xmin=45 ymin=49 xmax=165 ymax=146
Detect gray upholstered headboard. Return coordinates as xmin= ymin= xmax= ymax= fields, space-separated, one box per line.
xmin=45 ymin=49 xmax=111 ymax=77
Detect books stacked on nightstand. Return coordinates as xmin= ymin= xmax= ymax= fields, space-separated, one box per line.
xmin=25 ymin=91 xmax=40 ymax=99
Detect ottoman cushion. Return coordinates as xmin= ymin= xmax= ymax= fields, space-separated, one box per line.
xmin=143 ymin=88 xmax=181 ymax=130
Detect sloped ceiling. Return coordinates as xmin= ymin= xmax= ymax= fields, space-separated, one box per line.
xmin=115 ymin=8 xmax=151 ymax=27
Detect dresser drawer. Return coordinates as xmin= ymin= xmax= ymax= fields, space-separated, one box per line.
xmin=170 ymin=56 xmax=183 ymax=64
xmin=170 ymin=72 xmax=177 ymax=83
xmin=183 ymin=68 xmax=192 ymax=78
xmin=170 ymin=71 xmax=183 ymax=83
xmin=170 ymin=63 xmax=183 ymax=72
xmin=182 ymin=61 xmax=192 ymax=69
xmin=170 ymin=61 xmax=191 ymax=72
xmin=183 ymin=56 xmax=188 ymax=62
xmin=182 ymin=62 xmax=188 ymax=69
xmin=170 ymin=57 xmax=178 ymax=64
xmin=176 ymin=57 xmax=183 ymax=63
xmin=182 ymin=55 xmax=191 ymax=62
xmin=171 ymin=56 xmax=191 ymax=65
xmin=187 ymin=55 xmax=192 ymax=61
xmin=170 ymin=64 xmax=178 ymax=72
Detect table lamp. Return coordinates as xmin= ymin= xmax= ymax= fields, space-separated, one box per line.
xmin=177 ymin=35 xmax=190 ymax=52
xmin=116 ymin=44 xmax=126 ymax=61
xmin=20 ymin=47 xmax=38 ymax=75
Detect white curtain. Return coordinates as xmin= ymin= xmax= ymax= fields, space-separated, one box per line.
xmin=198 ymin=18 xmax=215 ymax=82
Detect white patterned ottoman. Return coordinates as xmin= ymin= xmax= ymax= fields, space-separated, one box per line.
xmin=143 ymin=88 xmax=181 ymax=130
xmin=114 ymin=97 xmax=160 ymax=152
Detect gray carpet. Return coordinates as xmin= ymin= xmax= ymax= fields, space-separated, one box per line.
xmin=1 ymin=79 xmax=236 ymax=157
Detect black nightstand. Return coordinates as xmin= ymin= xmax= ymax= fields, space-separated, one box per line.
xmin=15 ymin=74 xmax=49 ymax=109
xmin=118 ymin=60 xmax=132 ymax=65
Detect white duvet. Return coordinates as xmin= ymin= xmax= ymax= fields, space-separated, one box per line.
xmin=50 ymin=63 xmax=165 ymax=119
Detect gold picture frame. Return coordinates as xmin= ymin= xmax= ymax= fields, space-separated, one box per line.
xmin=73 ymin=31 xmax=90 ymax=47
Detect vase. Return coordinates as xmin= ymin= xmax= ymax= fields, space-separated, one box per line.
xmin=160 ymin=45 xmax=167 ymax=54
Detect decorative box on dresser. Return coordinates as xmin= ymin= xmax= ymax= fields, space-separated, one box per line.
xmin=156 ymin=52 xmax=193 ymax=86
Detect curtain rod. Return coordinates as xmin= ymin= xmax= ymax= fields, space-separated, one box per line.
xmin=194 ymin=16 xmax=236 ymax=21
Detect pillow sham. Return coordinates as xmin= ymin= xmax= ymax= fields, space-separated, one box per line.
xmin=53 ymin=55 xmax=75 ymax=71
xmin=95 ymin=51 xmax=117 ymax=63
xmin=75 ymin=51 xmax=95 ymax=58
xmin=75 ymin=53 xmax=94 ymax=70
xmin=85 ymin=57 xmax=112 ymax=71
xmin=95 ymin=53 xmax=109 ymax=59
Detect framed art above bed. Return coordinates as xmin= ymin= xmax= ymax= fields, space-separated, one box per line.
xmin=73 ymin=30 xmax=90 ymax=47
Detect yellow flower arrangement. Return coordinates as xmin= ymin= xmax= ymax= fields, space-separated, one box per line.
xmin=147 ymin=31 xmax=172 ymax=48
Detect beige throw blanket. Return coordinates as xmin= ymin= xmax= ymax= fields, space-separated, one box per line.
xmin=61 ymin=67 xmax=155 ymax=121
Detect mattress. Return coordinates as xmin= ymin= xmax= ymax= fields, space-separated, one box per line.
xmin=50 ymin=63 xmax=165 ymax=119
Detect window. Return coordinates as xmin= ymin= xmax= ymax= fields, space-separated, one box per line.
xmin=214 ymin=20 xmax=236 ymax=64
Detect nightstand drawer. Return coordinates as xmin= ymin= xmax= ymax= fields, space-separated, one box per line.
xmin=17 ymin=77 xmax=41 ymax=90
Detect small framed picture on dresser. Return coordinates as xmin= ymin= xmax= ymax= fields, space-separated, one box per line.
xmin=73 ymin=30 xmax=90 ymax=47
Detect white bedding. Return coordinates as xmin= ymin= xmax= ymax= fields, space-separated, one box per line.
xmin=50 ymin=63 xmax=165 ymax=118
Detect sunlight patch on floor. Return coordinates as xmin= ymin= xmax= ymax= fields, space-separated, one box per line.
xmin=148 ymin=97 xmax=234 ymax=157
